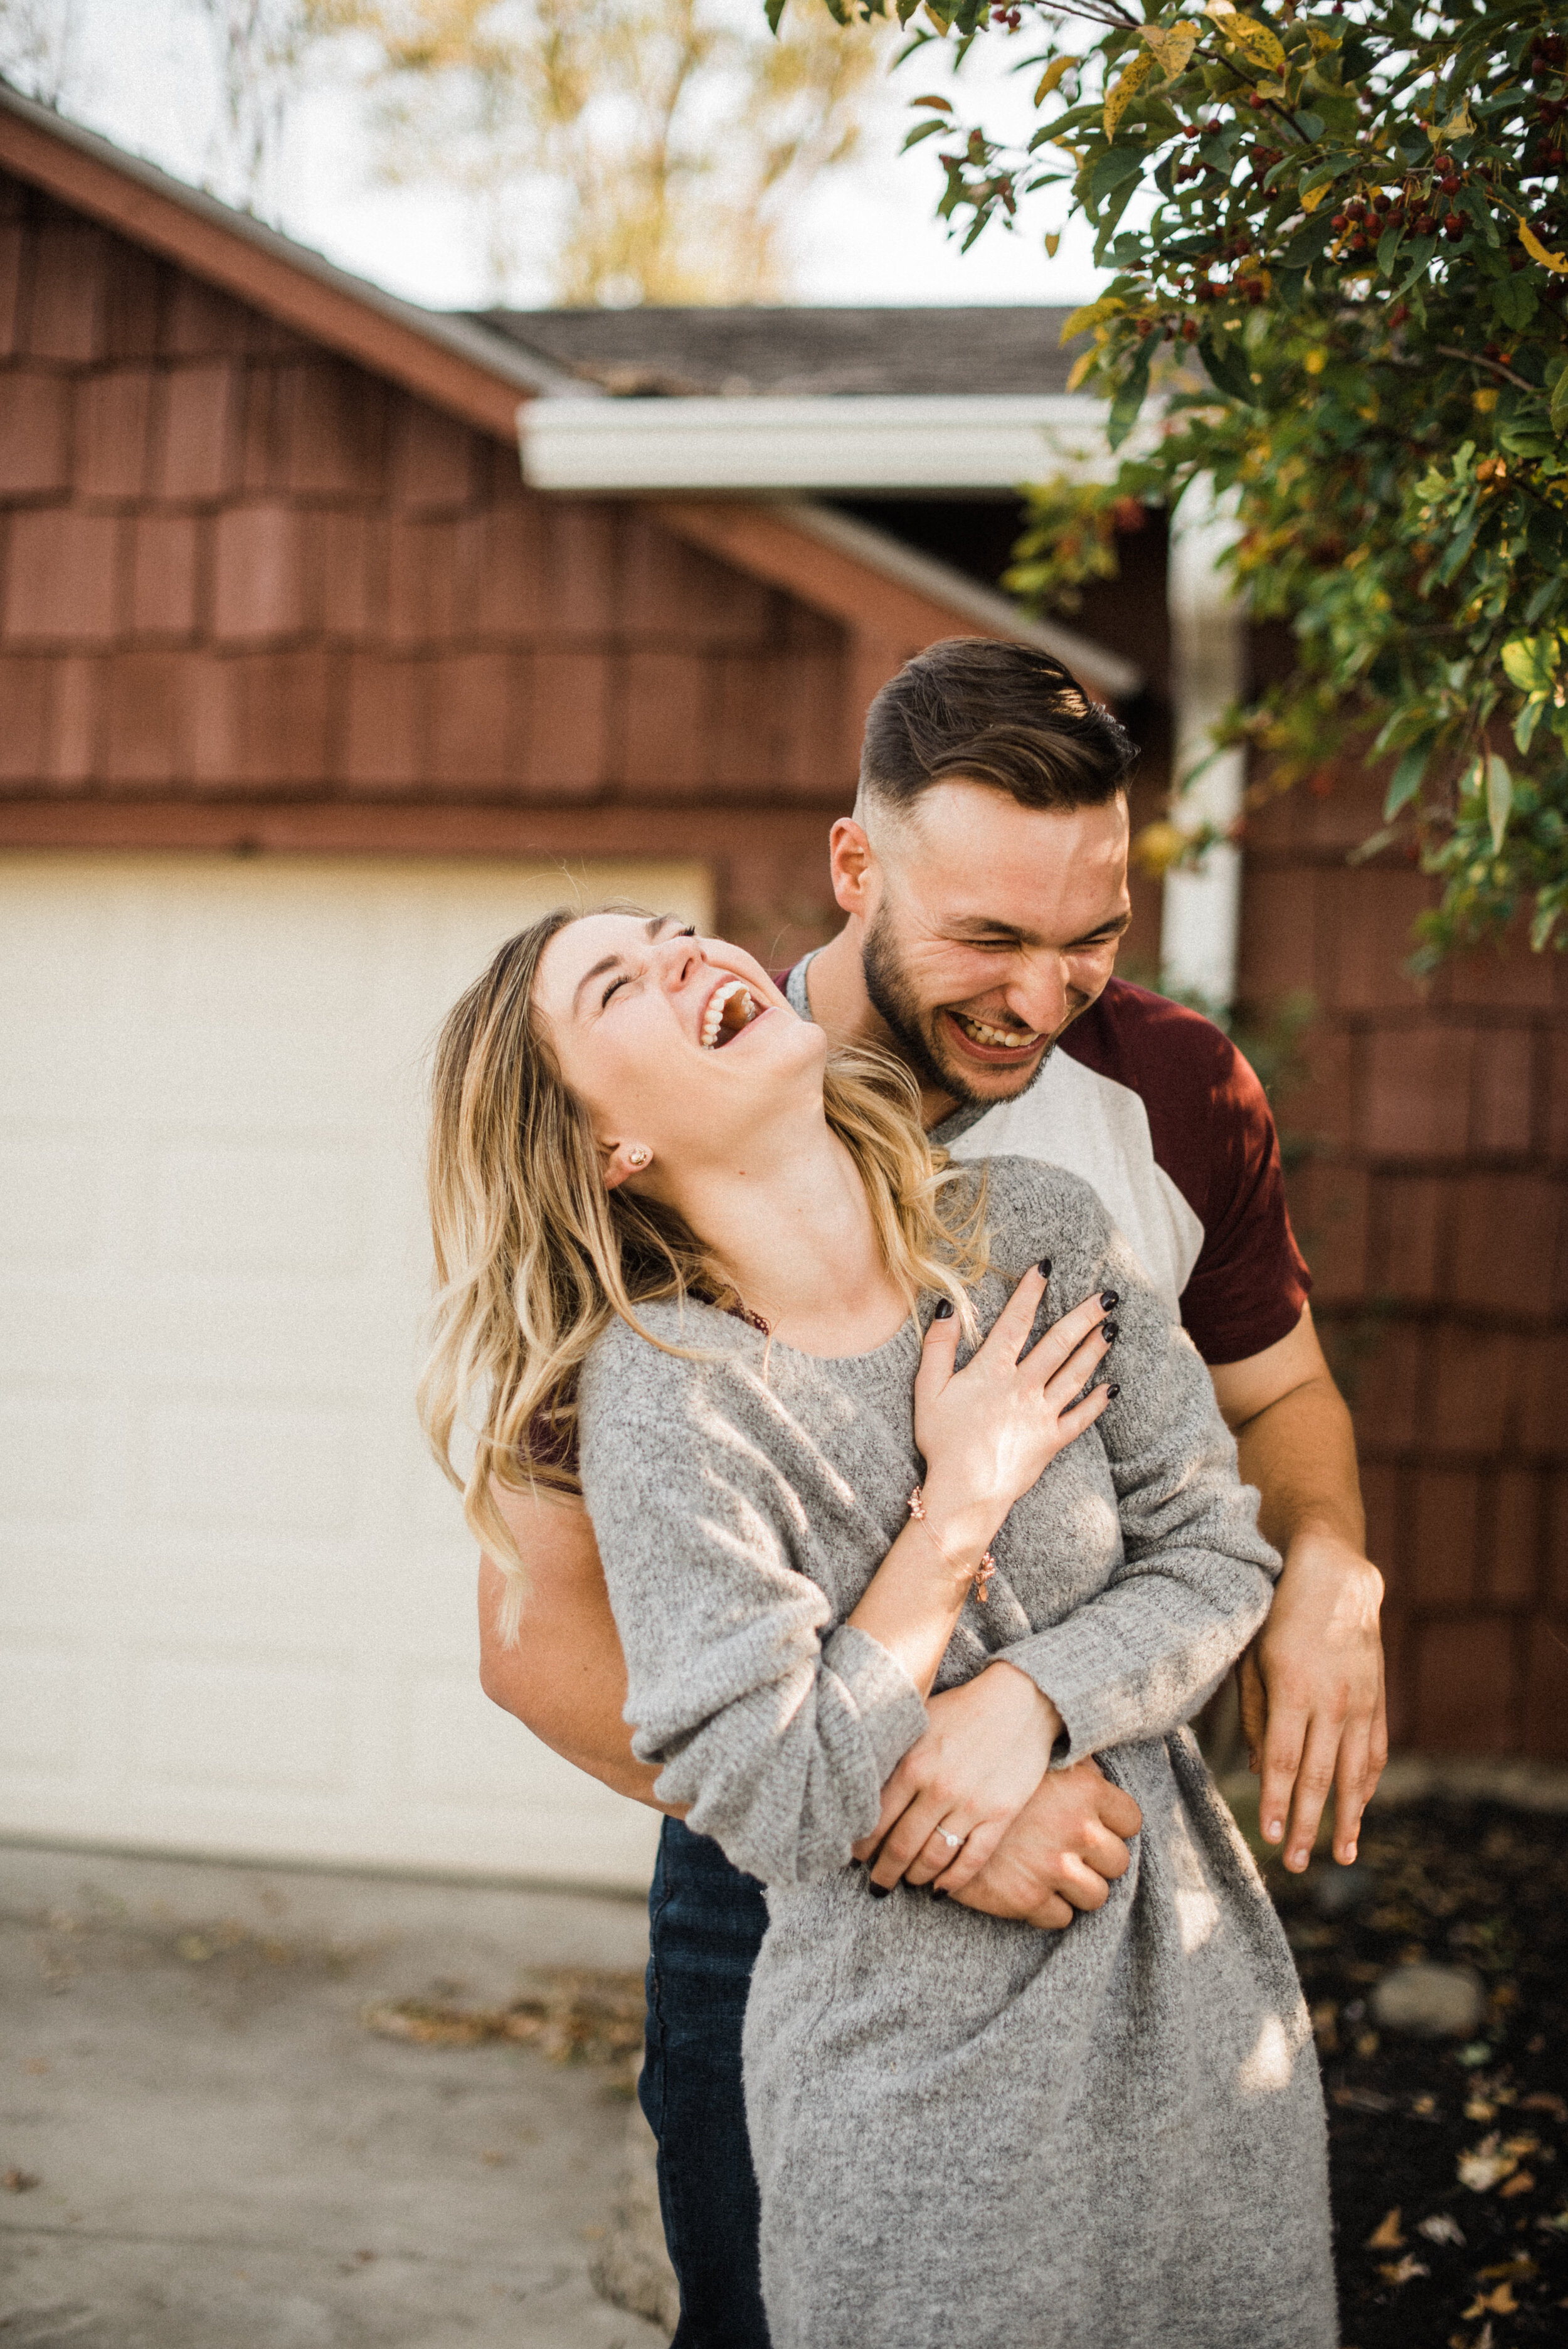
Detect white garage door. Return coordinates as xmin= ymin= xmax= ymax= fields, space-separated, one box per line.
xmin=0 ymin=852 xmax=715 ymax=1891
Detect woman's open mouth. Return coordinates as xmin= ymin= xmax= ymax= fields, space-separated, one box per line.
xmin=944 ymin=1007 xmax=1043 ymax=1061
xmin=700 ymin=977 xmax=763 ymax=1049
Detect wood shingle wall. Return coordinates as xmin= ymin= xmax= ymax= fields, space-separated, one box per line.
xmin=1243 ymin=753 xmax=1568 ymax=1758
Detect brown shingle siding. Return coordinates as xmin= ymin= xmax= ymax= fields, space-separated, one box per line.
xmin=154 ymin=363 xmax=236 ymax=501
xmin=0 ymin=367 xmax=70 ymax=494
xmin=27 ymin=221 xmax=105 ymax=360
xmin=3 ymin=506 xmax=120 ymax=640
xmin=77 ymin=368 xmax=154 ymax=499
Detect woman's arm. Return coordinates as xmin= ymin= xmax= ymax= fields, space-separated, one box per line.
xmin=580 ymin=1283 xmax=1113 ymax=1886
xmin=995 ymin=1205 xmax=1282 ymax=1765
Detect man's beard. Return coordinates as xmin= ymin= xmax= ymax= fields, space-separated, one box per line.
xmin=861 ymin=905 xmax=1055 ymax=1113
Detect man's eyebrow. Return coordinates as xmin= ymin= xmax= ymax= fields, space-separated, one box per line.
xmin=945 ymin=908 xmax=1133 ymax=947
xmin=570 ymin=915 xmax=676 ymax=1015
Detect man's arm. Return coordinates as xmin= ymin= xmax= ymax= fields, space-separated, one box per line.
xmin=477 ymin=1482 xmax=674 ymax=1812
xmin=1209 ymin=1301 xmax=1386 ymax=1875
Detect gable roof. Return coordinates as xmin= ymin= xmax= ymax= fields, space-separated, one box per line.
xmin=0 ymin=78 xmax=1137 ymax=704
xmin=479 ymin=303 xmax=1082 ymax=399
xmin=0 ymin=78 xmax=576 ymax=436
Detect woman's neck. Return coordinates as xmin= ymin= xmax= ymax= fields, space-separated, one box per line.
xmin=670 ymin=1118 xmax=908 ymax=1357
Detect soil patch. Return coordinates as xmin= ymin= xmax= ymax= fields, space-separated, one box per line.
xmin=1260 ymin=1798 xmax=1568 ymax=2347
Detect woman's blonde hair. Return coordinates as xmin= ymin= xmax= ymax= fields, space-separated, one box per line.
xmin=418 ymin=906 xmax=989 ymax=1636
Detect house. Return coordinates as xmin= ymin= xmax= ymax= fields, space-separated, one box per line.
xmin=0 ymin=83 xmax=1562 ymax=1900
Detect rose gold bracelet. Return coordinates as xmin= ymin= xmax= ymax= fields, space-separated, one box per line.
xmin=908 ymin=1485 xmax=996 ymax=1604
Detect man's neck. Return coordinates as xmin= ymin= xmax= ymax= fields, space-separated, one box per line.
xmin=803 ymin=923 xmax=958 ymax=1130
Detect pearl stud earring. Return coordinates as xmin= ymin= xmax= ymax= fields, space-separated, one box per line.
xmin=627 ymin=1147 xmax=651 ymax=1169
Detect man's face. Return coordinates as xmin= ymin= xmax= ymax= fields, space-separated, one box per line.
xmin=840 ymin=781 xmax=1132 ymax=1113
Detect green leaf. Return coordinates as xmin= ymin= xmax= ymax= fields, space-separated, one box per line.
xmin=1487 ymin=753 xmax=1513 ymax=854
xmin=1491 ymin=272 xmax=1538 ymax=332
xmin=1107 ymin=337 xmax=1155 ymax=450
xmin=1515 ymin=695 xmax=1549 ymax=756
xmin=1384 ymin=745 xmax=1431 ymax=819
xmin=1552 ymin=368 xmax=1568 ymax=439
xmin=901 ymin=118 xmax=950 ymax=151
xmin=1502 ymin=635 xmax=1562 ymax=696
xmin=1088 ymin=146 xmax=1146 ymax=208
xmin=1196 ymin=329 xmax=1255 ymax=405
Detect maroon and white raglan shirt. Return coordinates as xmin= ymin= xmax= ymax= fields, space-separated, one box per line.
xmin=783 ymin=963 xmax=1310 ymax=1369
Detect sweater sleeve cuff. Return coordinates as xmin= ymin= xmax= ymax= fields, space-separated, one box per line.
xmin=995 ymin=1623 xmax=1154 ymax=1767
xmin=820 ymin=1623 xmax=929 ymax=1783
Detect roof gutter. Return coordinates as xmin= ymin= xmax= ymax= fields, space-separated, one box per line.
xmin=520 ymin=391 xmax=1128 ymax=496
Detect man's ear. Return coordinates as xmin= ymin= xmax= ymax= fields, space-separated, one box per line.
xmin=828 ymin=817 xmax=876 ymax=918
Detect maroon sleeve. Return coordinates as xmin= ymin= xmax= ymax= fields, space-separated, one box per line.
xmin=1061 ymin=980 xmax=1311 ymax=1367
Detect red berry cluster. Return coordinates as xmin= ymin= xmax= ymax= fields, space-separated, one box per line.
xmin=989 ymin=5 xmax=1022 ymax=26
xmin=1528 ymin=32 xmax=1567 ymax=75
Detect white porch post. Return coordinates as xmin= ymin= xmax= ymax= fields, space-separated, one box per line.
xmin=1160 ymin=480 xmax=1247 ymax=1011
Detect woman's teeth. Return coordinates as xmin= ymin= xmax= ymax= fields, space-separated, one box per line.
xmin=954 ymin=1011 xmax=1039 ymax=1051
xmin=701 ymin=978 xmax=757 ymax=1049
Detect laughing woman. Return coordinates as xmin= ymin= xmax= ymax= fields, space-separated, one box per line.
xmin=421 ymin=908 xmax=1337 ymax=2349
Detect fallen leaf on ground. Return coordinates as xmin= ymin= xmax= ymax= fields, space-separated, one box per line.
xmin=1459 ymin=2134 xmax=1519 ymax=2192
xmin=1463 ymin=2281 xmax=1518 ymax=2316
xmin=1365 ymin=2207 xmax=1405 ymax=2249
xmin=2 ymin=2170 xmax=40 ymax=2193
xmin=1523 ymin=2092 xmax=1568 ymax=2121
xmin=1333 ymin=2086 xmax=1396 ymax=2114
xmin=1498 ymin=2170 xmax=1536 ymax=2199
xmin=1379 ymin=2254 xmax=1429 ymax=2285
xmin=1419 ymin=2212 xmax=1466 ymax=2244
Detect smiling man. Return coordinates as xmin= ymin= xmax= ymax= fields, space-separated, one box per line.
xmin=480 ymin=637 xmax=1385 ymax=2349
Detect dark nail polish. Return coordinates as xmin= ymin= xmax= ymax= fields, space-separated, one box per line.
xmin=933 ymin=1297 xmax=954 ymax=1320
xmin=1100 ymin=1290 xmax=1120 ymax=1310
xmin=1037 ymin=1258 xmax=1052 ymax=1279
xmin=930 ymin=1889 xmax=949 ymax=1902
xmin=868 ymin=1881 xmax=891 ymax=1901
xmin=1106 ymin=1384 xmax=1120 ymax=1400
xmin=1101 ymin=1319 xmax=1119 ymax=1342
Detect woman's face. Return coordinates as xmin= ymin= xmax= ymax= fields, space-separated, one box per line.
xmin=534 ymin=914 xmax=825 ymax=1187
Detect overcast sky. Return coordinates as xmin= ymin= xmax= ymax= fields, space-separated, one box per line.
xmin=36 ymin=0 xmax=1111 ymax=315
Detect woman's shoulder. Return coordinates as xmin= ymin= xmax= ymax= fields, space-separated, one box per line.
xmin=978 ymin=1152 xmax=1116 ymax=1268
xmin=580 ymin=1296 xmax=758 ymax=1427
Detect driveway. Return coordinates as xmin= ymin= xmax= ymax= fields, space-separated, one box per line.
xmin=0 ymin=1843 xmax=669 ymax=2349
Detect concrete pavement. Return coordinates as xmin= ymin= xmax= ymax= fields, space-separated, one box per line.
xmin=0 ymin=1842 xmax=670 ymax=2349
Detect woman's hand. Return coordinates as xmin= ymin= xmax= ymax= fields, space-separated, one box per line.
xmin=913 ymin=1267 xmax=1117 ymax=1565
xmin=854 ymin=1660 xmax=1063 ymax=1890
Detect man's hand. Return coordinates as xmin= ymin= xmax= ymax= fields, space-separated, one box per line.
xmin=1239 ymin=1529 xmax=1386 ymax=1874
xmin=1211 ymin=1303 xmax=1387 ymax=1876
xmin=949 ymin=1759 xmax=1143 ymax=1930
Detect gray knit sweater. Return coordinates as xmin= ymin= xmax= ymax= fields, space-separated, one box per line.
xmin=579 ymin=1157 xmax=1335 ymax=2349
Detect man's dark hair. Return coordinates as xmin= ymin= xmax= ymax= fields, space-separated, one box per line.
xmin=860 ymin=638 xmax=1136 ymax=815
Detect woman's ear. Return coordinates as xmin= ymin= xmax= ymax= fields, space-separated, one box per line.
xmin=601 ymin=1142 xmax=652 ymax=1192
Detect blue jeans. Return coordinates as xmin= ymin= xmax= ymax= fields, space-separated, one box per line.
xmin=639 ymin=1818 xmax=772 ymax=2348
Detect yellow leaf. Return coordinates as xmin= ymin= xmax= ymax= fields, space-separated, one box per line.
xmin=1142 ymin=22 xmax=1200 ymax=81
xmin=1497 ymin=2169 xmax=1535 ymax=2200
xmin=1065 ymin=348 xmax=1098 ymax=393
xmin=1044 ymin=230 xmax=1061 ymax=258
xmin=1059 ymin=295 xmax=1123 ymax=343
xmin=1366 ymin=2208 xmax=1405 ymax=2250
xmin=1520 ymin=220 xmax=1568 ymax=274
xmin=1301 ymin=182 xmax=1329 ymax=212
xmin=1104 ymin=50 xmax=1154 ymax=137
xmin=1207 ymin=7 xmax=1285 ymax=73
xmin=1033 ymin=55 xmax=1080 ymax=105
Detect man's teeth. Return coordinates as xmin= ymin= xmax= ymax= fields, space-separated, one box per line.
xmin=700 ymin=978 xmax=756 ymax=1049
xmin=955 ymin=1012 xmax=1039 ymax=1051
